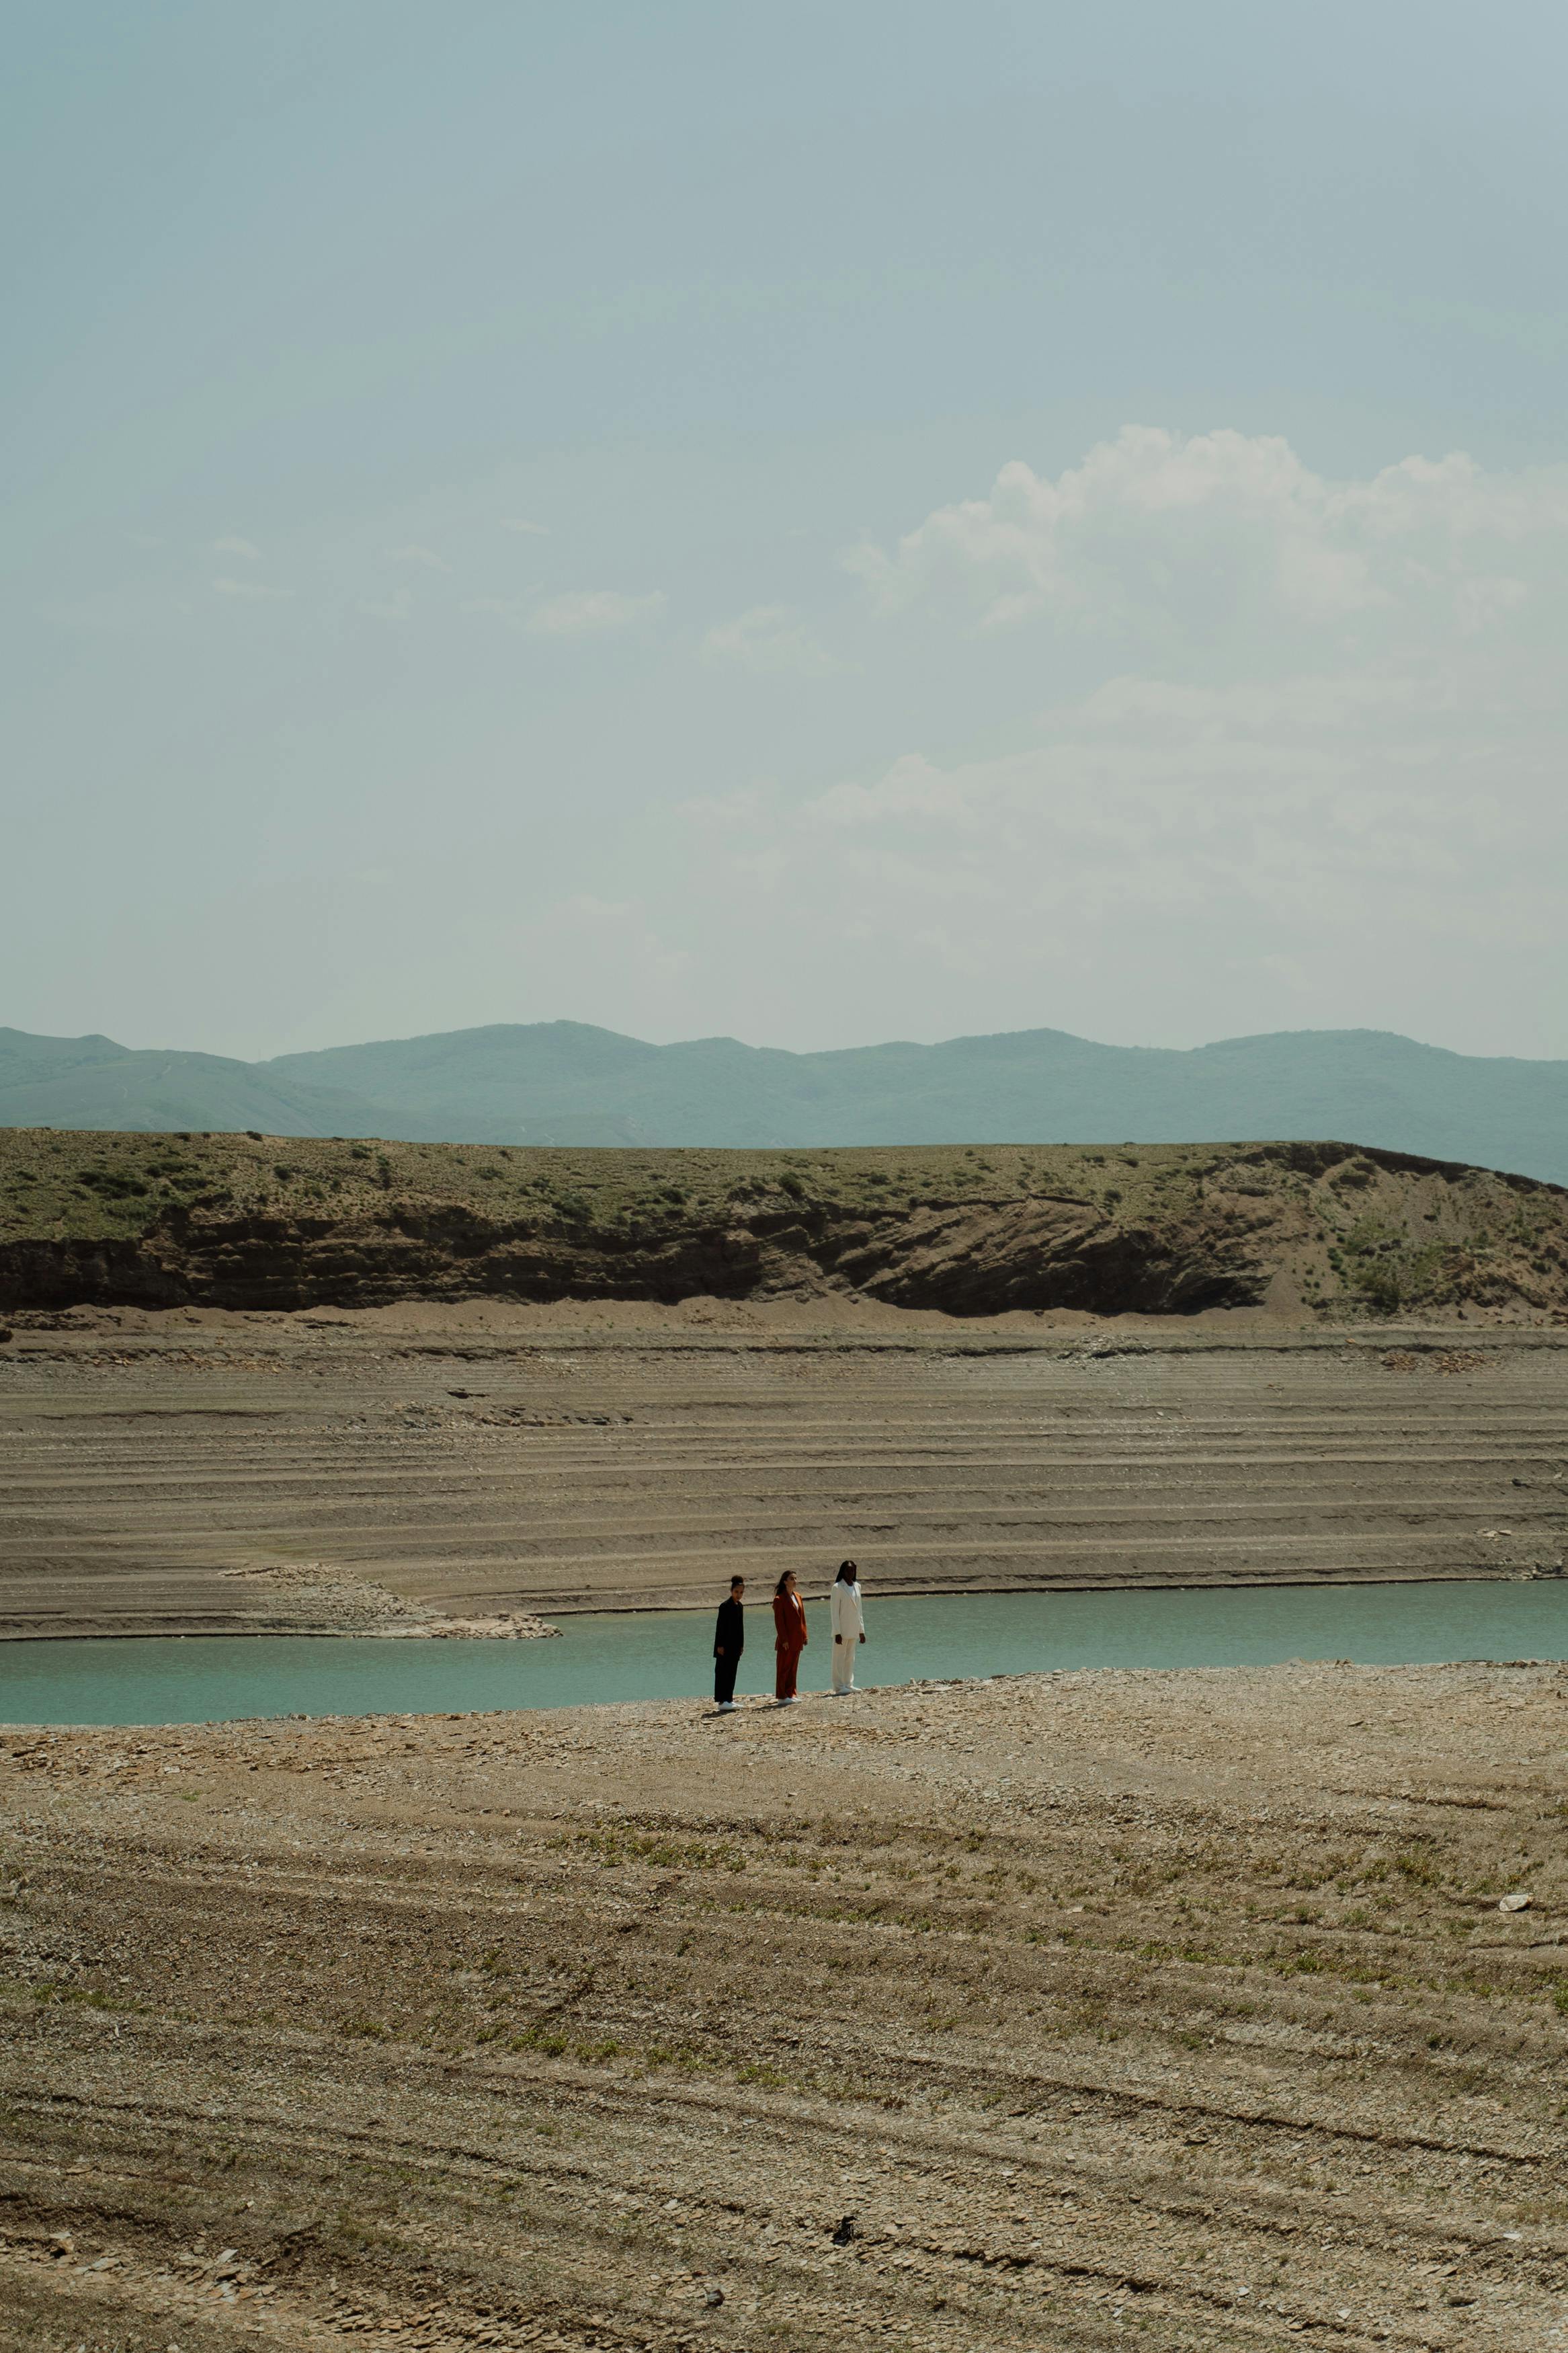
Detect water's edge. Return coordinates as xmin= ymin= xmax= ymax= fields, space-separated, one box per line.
xmin=0 ymin=1565 xmax=1542 ymax=1643
xmin=4 ymin=1581 xmax=1566 ymax=1727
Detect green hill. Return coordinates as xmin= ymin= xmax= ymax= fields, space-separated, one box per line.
xmin=2 ymin=1127 xmax=1565 ymax=1321
xmin=3 ymin=1020 xmax=1567 ymax=1185
xmin=0 ymin=1028 xmax=378 ymax=1140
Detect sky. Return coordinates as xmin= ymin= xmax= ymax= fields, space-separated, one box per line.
xmin=6 ymin=0 xmax=1568 ymax=1065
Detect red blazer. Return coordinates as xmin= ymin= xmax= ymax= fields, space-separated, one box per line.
xmin=772 ymin=1591 xmax=808 ymax=1652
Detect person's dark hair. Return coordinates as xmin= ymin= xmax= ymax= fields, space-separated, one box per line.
xmin=835 ymin=1559 xmax=858 ymax=1584
xmin=774 ymin=1570 xmax=796 ymax=1597
xmin=730 ymin=1575 xmax=745 ymax=1591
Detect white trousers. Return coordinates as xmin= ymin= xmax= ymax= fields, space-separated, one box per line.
xmin=830 ymin=1638 xmax=858 ymax=1691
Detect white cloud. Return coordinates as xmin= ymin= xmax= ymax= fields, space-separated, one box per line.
xmin=845 ymin=425 xmax=1568 ymax=641
xmin=764 ymin=651 xmax=1552 ymax=930
xmin=679 ymin=666 xmax=1564 ymax=1035
xmin=531 ymin=893 xmax=693 ymax=986
xmin=702 ymin=603 xmax=840 ymax=676
xmin=358 ymin=588 xmax=413 ymax=623
xmin=462 ymin=596 xmax=530 ymax=626
xmin=36 ymin=586 xmax=196 ymax=633
xmin=388 ymin=543 xmax=450 ymax=571
xmin=522 ymin=588 xmax=665 ymax=637
xmin=212 ymin=535 xmax=261 ymax=560
xmin=667 ymin=426 xmax=1568 ymax=1045
xmin=501 ymin=516 xmax=550 ymax=535
xmin=212 ymin=575 xmax=291 ymax=599
xmin=462 ymin=588 xmax=665 ymax=636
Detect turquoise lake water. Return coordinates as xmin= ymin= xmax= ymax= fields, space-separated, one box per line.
xmin=3 ymin=1579 xmax=1566 ymax=1726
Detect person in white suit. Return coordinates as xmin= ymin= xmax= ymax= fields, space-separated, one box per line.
xmin=828 ymin=1559 xmax=865 ymax=1693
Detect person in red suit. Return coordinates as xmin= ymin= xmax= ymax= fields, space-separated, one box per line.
xmin=772 ymin=1568 xmax=808 ymax=1704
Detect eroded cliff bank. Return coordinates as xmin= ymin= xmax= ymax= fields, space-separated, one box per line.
xmin=3 ymin=1129 xmax=1567 ymax=1320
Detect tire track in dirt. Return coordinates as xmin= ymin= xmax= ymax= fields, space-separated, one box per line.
xmin=3 ymin=1660 xmax=1567 ymax=2347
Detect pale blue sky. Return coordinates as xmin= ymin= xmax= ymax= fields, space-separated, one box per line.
xmin=7 ymin=1 xmax=1568 ymax=1060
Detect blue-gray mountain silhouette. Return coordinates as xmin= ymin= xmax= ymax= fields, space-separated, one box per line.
xmin=2 ymin=1021 xmax=1564 ymax=1186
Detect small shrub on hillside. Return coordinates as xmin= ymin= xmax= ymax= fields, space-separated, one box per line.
xmin=77 ymin=1168 xmax=149 ymax=1200
xmin=1353 ymin=1262 xmax=1404 ymax=1314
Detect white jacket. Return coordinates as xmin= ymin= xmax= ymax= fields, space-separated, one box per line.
xmin=829 ymin=1579 xmax=864 ymax=1643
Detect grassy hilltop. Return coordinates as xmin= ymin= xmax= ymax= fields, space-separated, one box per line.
xmin=2 ymin=1127 xmax=1567 ymax=1319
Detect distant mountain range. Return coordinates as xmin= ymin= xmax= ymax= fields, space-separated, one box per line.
xmin=3 ymin=1020 xmax=1566 ymax=1185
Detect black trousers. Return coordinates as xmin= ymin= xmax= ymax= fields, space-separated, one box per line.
xmin=714 ymin=1652 xmax=740 ymax=1704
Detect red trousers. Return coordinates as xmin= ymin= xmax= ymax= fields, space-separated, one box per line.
xmin=775 ymin=1644 xmax=804 ymax=1700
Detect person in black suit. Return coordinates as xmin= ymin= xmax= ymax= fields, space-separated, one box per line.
xmin=713 ymin=1575 xmax=745 ymax=1710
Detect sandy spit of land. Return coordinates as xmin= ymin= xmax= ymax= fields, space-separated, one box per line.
xmin=3 ymin=1659 xmax=1568 ymax=2350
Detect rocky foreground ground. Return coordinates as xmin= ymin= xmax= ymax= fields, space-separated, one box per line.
xmin=3 ymin=1661 xmax=1567 ymax=2352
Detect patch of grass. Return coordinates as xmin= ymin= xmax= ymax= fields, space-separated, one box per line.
xmin=3 ymin=1126 xmax=1562 ymax=1325
xmin=510 ymin=2026 xmax=568 ymax=2055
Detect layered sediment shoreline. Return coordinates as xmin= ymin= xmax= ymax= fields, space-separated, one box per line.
xmin=2 ymin=1304 xmax=1564 ymax=1640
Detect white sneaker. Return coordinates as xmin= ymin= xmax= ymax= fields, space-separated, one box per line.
xmin=717 ymin=1700 xmax=737 ymax=1712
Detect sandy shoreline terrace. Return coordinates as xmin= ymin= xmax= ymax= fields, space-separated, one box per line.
xmin=4 ymin=1661 xmax=1567 ymax=2351
xmin=1 ymin=1303 xmax=1566 ymax=1640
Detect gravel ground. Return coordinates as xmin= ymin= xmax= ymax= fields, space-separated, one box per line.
xmin=3 ymin=1659 xmax=1567 ymax=2350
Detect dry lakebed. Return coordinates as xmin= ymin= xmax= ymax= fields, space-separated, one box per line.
xmin=3 ymin=1129 xmax=1568 ymax=2350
